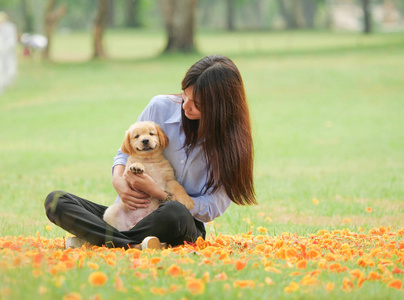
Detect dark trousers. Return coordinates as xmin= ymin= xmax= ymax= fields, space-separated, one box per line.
xmin=44 ymin=190 xmax=205 ymax=249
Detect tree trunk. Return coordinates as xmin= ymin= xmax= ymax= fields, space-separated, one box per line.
xmin=159 ymin=0 xmax=197 ymax=53
xmin=277 ymin=0 xmax=297 ymax=29
xmin=293 ymin=0 xmax=305 ymax=28
xmin=301 ymin=0 xmax=317 ymax=28
xmin=107 ymin=0 xmax=115 ymax=27
xmin=226 ymin=0 xmax=235 ymax=31
xmin=43 ymin=0 xmax=68 ymax=60
xmin=93 ymin=0 xmax=108 ymax=58
xmin=362 ymin=0 xmax=372 ymax=34
xmin=125 ymin=0 xmax=141 ymax=28
xmin=21 ymin=0 xmax=34 ymax=33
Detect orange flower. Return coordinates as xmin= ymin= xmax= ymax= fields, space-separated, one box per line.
xmin=265 ymin=277 xmax=274 ymax=285
xmin=214 ymin=272 xmax=228 ymax=281
xmin=233 ymin=280 xmax=255 ymax=288
xmin=284 ymin=282 xmax=299 ymax=293
xmin=296 ymin=260 xmax=307 ymax=269
xmin=342 ymin=277 xmax=354 ymax=292
xmin=368 ymin=271 xmax=382 ymax=280
xmin=324 ymin=282 xmax=335 ymax=292
xmin=235 ymin=259 xmax=247 ymax=271
xmin=392 ymin=265 xmax=404 ymax=274
xmin=300 ymin=275 xmax=317 ymax=286
xmin=186 ymin=277 xmax=206 ymax=295
xmin=265 ymin=266 xmax=282 ymax=273
xmin=33 ymin=253 xmax=43 ymax=266
xmin=312 ymin=198 xmax=319 ymax=205
xmin=366 ymin=207 xmax=372 ymax=213
xmin=114 ymin=274 xmax=125 ymax=292
xmin=307 ymin=249 xmax=321 ymax=259
xmin=257 ymin=226 xmax=268 ymax=234
xmin=150 ymin=287 xmax=166 ymax=295
xmin=285 ymin=247 xmax=298 ymax=259
xmin=63 ymin=293 xmax=82 ymax=300
xmin=166 ymin=264 xmax=182 ymax=277
xmin=149 ymin=257 xmax=162 ymax=265
xmin=350 ymin=269 xmax=362 ymax=280
xmin=88 ymin=272 xmax=108 ymax=286
xmin=387 ymin=279 xmax=402 ymax=290
xmin=87 ymin=262 xmax=99 ymax=270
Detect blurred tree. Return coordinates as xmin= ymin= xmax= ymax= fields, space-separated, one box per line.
xmin=362 ymin=0 xmax=372 ymax=33
xmin=277 ymin=0 xmax=318 ymax=29
xmin=125 ymin=0 xmax=142 ymax=27
xmin=93 ymin=0 xmax=107 ymax=58
xmin=226 ymin=0 xmax=235 ymax=30
xmin=43 ymin=0 xmax=67 ymax=60
xmin=20 ymin=0 xmax=34 ymax=32
xmin=159 ymin=0 xmax=197 ymax=53
xmin=106 ymin=0 xmax=114 ymax=27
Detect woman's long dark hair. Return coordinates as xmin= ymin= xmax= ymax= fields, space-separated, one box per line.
xmin=181 ymin=55 xmax=257 ymax=206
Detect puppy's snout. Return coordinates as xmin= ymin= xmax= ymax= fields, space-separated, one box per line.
xmin=142 ymin=139 xmax=149 ymax=145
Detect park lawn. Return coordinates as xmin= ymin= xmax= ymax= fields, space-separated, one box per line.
xmin=0 ymin=29 xmax=403 ymax=299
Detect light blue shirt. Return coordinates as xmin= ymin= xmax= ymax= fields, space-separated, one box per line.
xmin=112 ymin=95 xmax=232 ymax=222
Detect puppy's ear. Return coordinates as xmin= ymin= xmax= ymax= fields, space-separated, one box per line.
xmin=121 ymin=131 xmax=133 ymax=155
xmin=156 ymin=124 xmax=169 ymax=149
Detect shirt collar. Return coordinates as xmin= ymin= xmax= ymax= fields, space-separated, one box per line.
xmin=164 ymin=106 xmax=182 ymax=124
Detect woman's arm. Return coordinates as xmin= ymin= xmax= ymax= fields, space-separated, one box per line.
xmin=189 ymin=186 xmax=232 ymax=223
xmin=112 ymin=164 xmax=153 ymax=210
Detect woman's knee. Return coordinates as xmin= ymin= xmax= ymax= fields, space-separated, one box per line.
xmin=44 ymin=190 xmax=67 ymax=219
xmin=158 ymin=201 xmax=194 ymax=227
xmin=160 ymin=201 xmax=191 ymax=218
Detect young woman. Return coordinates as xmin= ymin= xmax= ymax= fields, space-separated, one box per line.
xmin=45 ymin=55 xmax=256 ymax=249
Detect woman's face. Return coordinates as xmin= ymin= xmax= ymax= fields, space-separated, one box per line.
xmin=182 ymin=86 xmax=201 ymax=120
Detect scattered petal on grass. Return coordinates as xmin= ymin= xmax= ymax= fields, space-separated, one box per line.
xmin=88 ymin=272 xmax=108 ymax=286
xmin=312 ymin=198 xmax=319 ymax=205
xmin=366 ymin=207 xmax=372 ymax=213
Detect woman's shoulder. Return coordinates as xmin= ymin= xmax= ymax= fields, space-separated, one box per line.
xmin=140 ymin=94 xmax=182 ymax=124
xmin=149 ymin=94 xmax=182 ymax=110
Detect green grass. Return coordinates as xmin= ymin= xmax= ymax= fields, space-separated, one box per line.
xmin=0 ymin=29 xmax=404 ymax=299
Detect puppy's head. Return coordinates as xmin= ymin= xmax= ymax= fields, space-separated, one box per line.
xmin=121 ymin=121 xmax=169 ymax=156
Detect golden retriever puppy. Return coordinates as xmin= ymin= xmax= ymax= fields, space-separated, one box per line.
xmin=103 ymin=121 xmax=194 ymax=231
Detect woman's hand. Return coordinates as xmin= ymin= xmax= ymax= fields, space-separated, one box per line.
xmin=124 ymin=171 xmax=167 ymax=201
xmin=112 ymin=165 xmax=151 ymax=210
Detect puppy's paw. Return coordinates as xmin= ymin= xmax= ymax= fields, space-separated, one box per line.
xmin=177 ymin=196 xmax=195 ymax=210
xmin=129 ymin=163 xmax=145 ymax=174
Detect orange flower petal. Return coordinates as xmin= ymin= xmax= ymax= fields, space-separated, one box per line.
xmin=88 ymin=272 xmax=108 ymax=286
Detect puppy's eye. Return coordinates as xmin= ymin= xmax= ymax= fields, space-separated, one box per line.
xmin=150 ymin=132 xmax=155 ymax=136
xmin=134 ymin=135 xmax=140 ymax=139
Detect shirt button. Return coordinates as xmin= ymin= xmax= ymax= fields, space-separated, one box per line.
xmin=181 ymin=160 xmax=185 ymax=164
